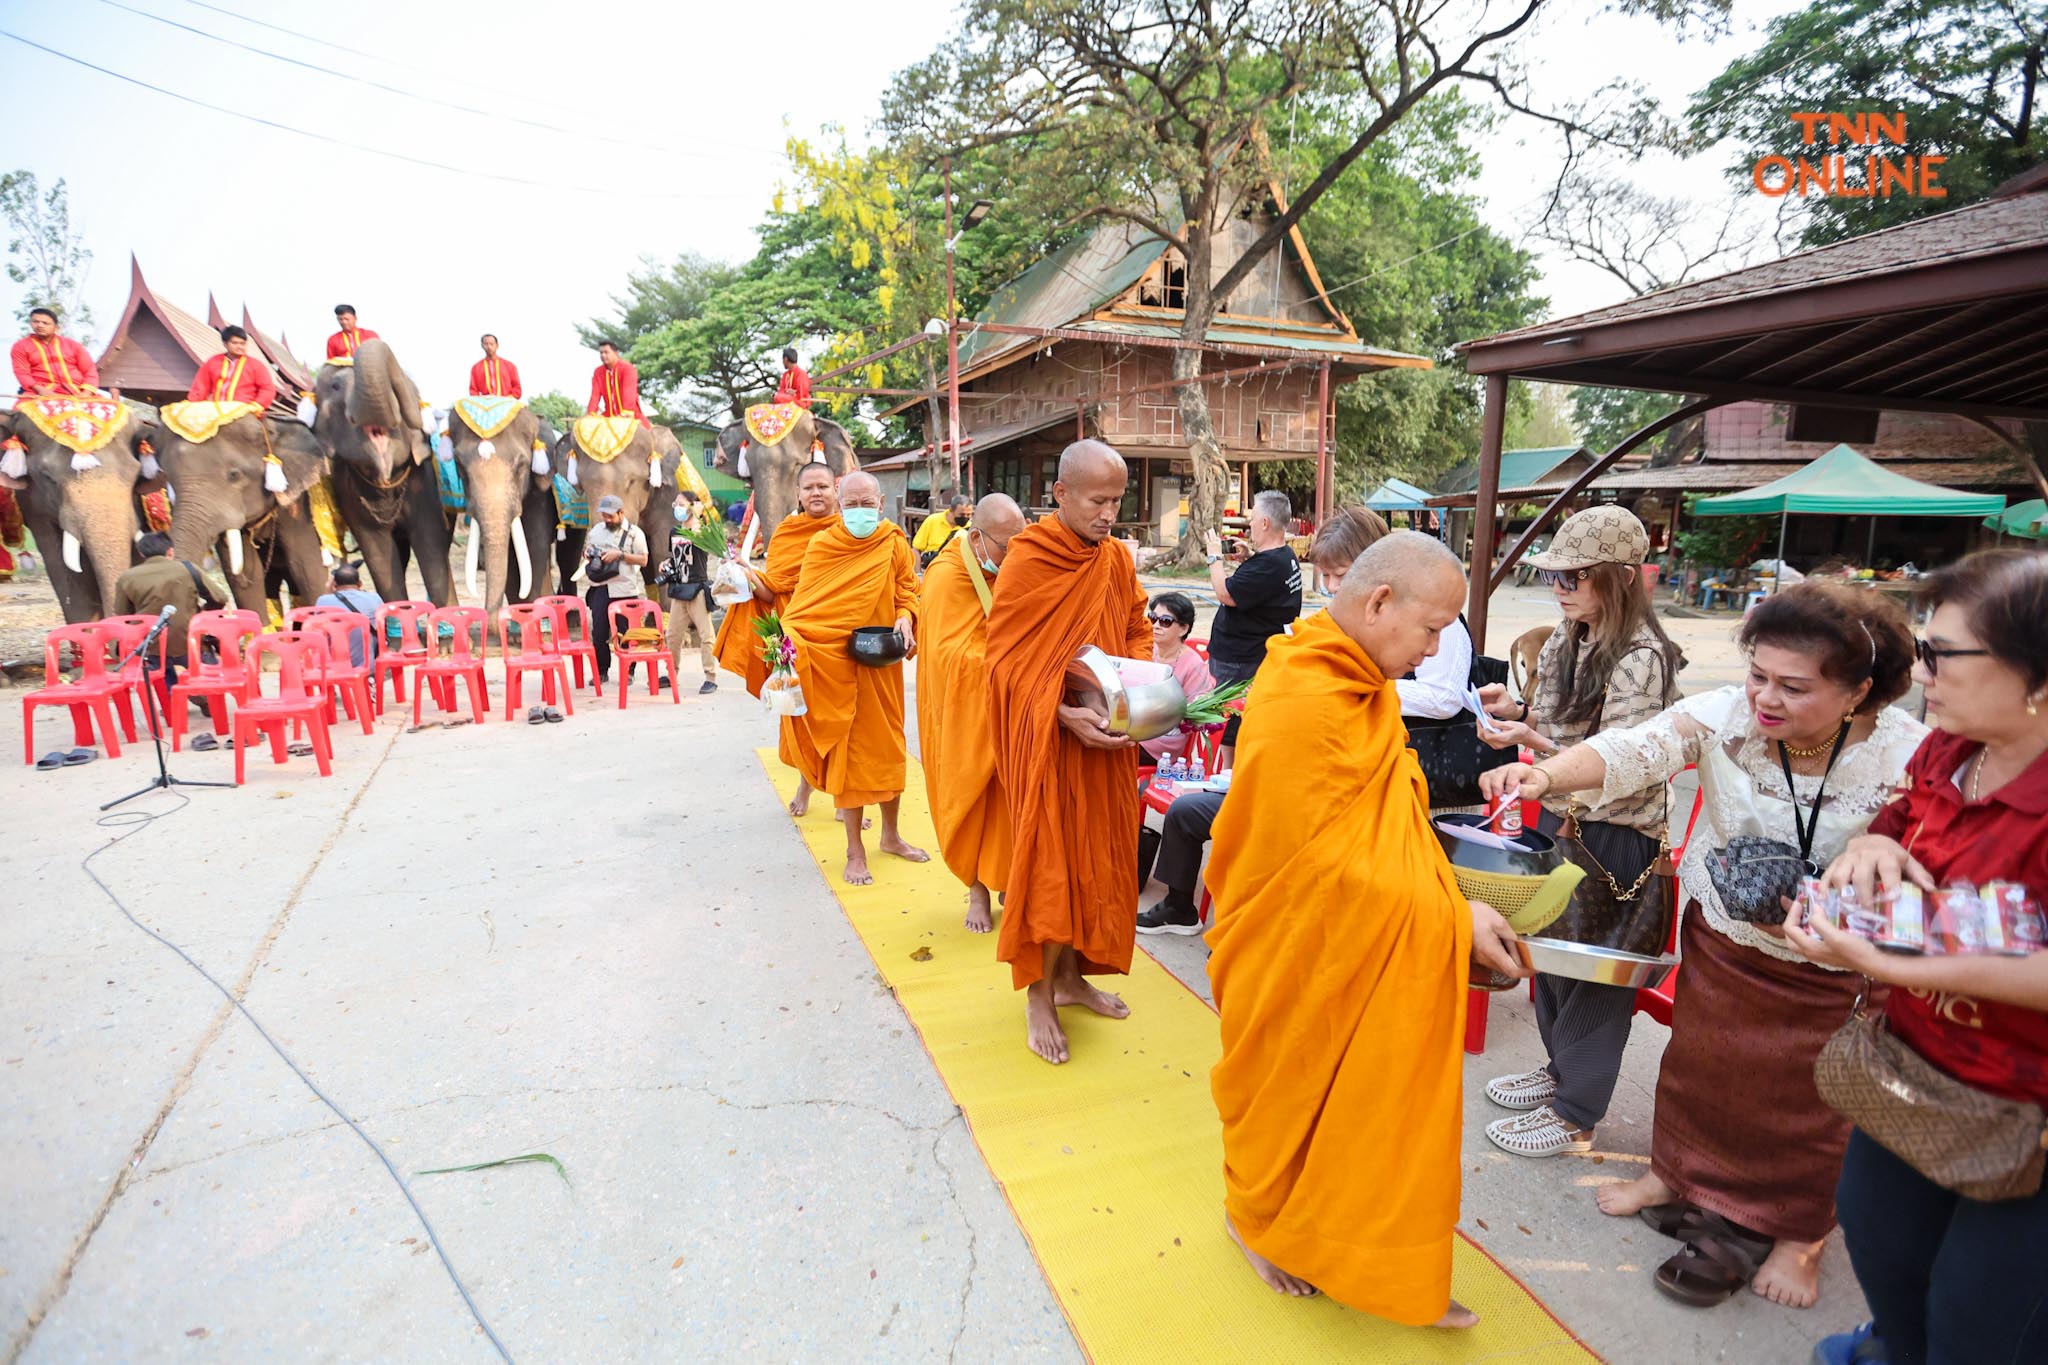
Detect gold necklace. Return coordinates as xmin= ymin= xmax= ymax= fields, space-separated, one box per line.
xmin=1782 ymin=732 xmax=1841 ymax=759
xmin=1968 ymin=749 xmax=1989 ymax=803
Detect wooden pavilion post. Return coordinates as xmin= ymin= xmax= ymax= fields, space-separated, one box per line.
xmin=1469 ymin=375 xmax=1508 ymax=650
xmin=1314 ymin=359 xmax=1331 ymax=528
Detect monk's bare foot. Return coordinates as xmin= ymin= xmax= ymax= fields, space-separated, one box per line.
xmin=843 ymin=849 xmax=873 ymax=886
xmin=1430 ymin=1300 xmax=1479 ymax=1329
xmin=1053 ymin=977 xmax=1130 ymax=1019
xmin=965 ymin=884 xmax=994 ymax=934
xmin=1225 ymin=1216 xmax=1317 ymax=1298
xmin=880 ymin=834 xmax=929 ymax=864
xmin=1596 ymin=1170 xmax=1676 ymax=1217
xmin=1025 ymin=986 xmax=1068 ymax=1064
xmin=1752 ymin=1238 xmax=1823 ymax=1308
xmin=788 ymin=781 xmax=812 ymax=817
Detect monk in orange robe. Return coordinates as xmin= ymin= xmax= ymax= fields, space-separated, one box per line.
xmin=778 ymin=471 xmax=929 ymax=885
xmin=987 ymin=440 xmax=1151 ymax=1064
xmin=917 ymin=492 xmax=1026 ymax=933
xmin=1206 ymin=531 xmax=1526 ymax=1326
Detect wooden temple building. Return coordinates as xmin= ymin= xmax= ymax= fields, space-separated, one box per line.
xmin=95 ymin=256 xmax=311 ymax=411
xmin=863 ymin=199 xmax=1428 ymax=543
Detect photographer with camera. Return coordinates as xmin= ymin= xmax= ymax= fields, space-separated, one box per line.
xmin=582 ymin=493 xmax=647 ymax=684
xmin=657 ymin=490 xmax=719 ymax=695
xmin=1201 ymin=489 xmax=1302 ymax=769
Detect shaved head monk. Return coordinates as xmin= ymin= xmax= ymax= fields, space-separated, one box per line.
xmin=917 ymin=492 xmax=1026 ymax=933
xmin=778 ymin=471 xmax=930 ymax=884
xmin=986 ymin=440 xmax=1152 ymax=1064
xmin=1205 ymin=531 xmax=1526 ymax=1325
xmin=715 ymin=461 xmax=841 ymax=814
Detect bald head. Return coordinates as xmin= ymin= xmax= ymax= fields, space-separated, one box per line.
xmin=1053 ymin=440 xmax=1127 ymax=543
xmin=967 ymin=492 xmax=1026 ymax=572
xmin=838 ymin=470 xmax=881 ymax=504
xmin=1329 ymin=531 xmax=1468 ymax=678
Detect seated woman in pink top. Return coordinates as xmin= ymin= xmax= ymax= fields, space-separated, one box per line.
xmin=1143 ymin=591 xmax=1214 ymax=763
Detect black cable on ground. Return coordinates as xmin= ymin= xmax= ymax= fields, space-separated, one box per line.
xmin=79 ymin=794 xmax=513 ymax=1363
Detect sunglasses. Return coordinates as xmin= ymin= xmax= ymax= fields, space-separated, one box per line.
xmin=1538 ymin=568 xmax=1592 ymax=589
xmin=1150 ymin=615 xmax=1182 ymax=628
xmin=1916 ymin=639 xmax=1990 ymax=674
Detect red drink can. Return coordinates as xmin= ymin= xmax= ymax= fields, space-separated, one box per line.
xmin=1488 ymin=792 xmax=1523 ymax=837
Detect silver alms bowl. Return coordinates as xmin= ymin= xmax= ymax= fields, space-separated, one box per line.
xmin=1064 ymin=645 xmax=1188 ymax=742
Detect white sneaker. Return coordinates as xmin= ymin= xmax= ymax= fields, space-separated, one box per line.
xmin=1486 ymin=1105 xmax=1594 ymax=1158
xmin=1485 ymin=1068 xmax=1559 ymax=1110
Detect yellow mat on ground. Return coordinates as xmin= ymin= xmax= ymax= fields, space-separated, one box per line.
xmin=757 ymin=750 xmax=1601 ymax=1364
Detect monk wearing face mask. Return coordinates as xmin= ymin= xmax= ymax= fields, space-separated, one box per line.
xmin=777 ymin=472 xmax=929 ymax=885
xmin=917 ymin=493 xmax=1027 ymax=933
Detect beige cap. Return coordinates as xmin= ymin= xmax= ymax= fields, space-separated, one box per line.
xmin=1525 ymin=505 xmax=1649 ymax=570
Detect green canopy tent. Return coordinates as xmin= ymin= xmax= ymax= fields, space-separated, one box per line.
xmin=1984 ymin=498 xmax=2048 ymax=540
xmin=1692 ymin=444 xmax=2006 ymax=583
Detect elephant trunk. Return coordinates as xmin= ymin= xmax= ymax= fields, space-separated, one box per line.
xmin=65 ymin=473 xmax=140 ymax=616
xmin=168 ymin=492 xmax=237 ymax=570
xmin=348 ymin=341 xmax=403 ymax=432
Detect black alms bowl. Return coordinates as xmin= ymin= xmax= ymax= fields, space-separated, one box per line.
xmin=849 ymin=626 xmax=908 ymax=667
xmin=1432 ymin=812 xmax=1567 ymax=877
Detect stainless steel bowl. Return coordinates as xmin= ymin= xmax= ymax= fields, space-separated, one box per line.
xmin=1511 ymin=935 xmax=1678 ymax=989
xmin=1064 ymin=645 xmax=1187 ymax=741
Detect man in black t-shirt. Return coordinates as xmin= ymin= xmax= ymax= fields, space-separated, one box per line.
xmin=1202 ymin=489 xmax=1302 ymax=764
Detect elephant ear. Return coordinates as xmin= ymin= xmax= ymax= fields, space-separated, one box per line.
xmin=814 ymin=417 xmax=859 ymax=476
xmin=715 ymin=422 xmax=745 ymax=471
xmin=265 ymin=420 xmax=329 ymax=500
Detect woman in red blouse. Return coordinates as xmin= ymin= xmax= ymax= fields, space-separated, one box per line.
xmin=1788 ymin=549 xmax=2048 ymax=1365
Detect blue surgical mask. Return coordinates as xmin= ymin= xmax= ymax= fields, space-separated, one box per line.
xmin=842 ymin=507 xmax=880 ymax=538
xmin=981 ymin=558 xmax=999 ymax=575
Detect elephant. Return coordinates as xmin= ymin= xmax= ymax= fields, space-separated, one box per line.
xmin=0 ymin=399 xmax=145 ymax=622
xmin=713 ymin=408 xmax=857 ymax=548
xmin=311 ymin=338 xmax=453 ymax=606
xmin=444 ymin=402 xmax=559 ymax=615
xmin=149 ymin=412 xmax=331 ymax=616
xmin=550 ymin=419 xmax=691 ymax=595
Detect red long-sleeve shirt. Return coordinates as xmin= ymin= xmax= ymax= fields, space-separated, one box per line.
xmin=11 ymin=334 xmax=99 ymax=394
xmin=774 ymin=364 xmax=812 ymax=409
xmin=587 ymin=360 xmax=648 ymax=426
xmin=187 ymin=353 xmax=279 ymax=409
xmin=325 ymin=326 xmax=380 ymax=360
xmin=469 ymin=356 xmax=523 ymax=398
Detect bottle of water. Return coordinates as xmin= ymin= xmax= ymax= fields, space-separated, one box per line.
xmin=1190 ymin=756 xmax=1206 ymax=784
xmin=1168 ymin=756 xmax=1187 ymax=785
xmin=1150 ymin=759 xmax=1172 ymax=792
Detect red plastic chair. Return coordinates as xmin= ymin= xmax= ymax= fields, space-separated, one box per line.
xmin=312 ymin=616 xmax=378 ymax=735
xmin=497 ymin=603 xmax=574 ymax=721
xmin=537 ymin=594 xmax=601 ymax=692
xmin=285 ymin=604 xmax=347 ymax=630
xmin=1635 ymin=767 xmax=1705 ymax=1028
xmin=168 ymin=610 xmax=263 ymax=749
xmin=22 ymin=623 xmax=131 ymax=763
xmin=1187 ymin=637 xmax=1210 ymax=661
xmin=412 ymin=607 xmax=490 ymax=725
xmin=232 ymin=634 xmax=334 ymax=781
xmin=607 ymin=598 xmax=678 ymax=708
xmin=96 ymin=613 xmax=162 ymax=739
xmin=373 ymin=600 xmax=437 ymax=707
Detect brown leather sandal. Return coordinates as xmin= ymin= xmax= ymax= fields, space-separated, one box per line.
xmin=1653 ymin=1214 xmax=1772 ymax=1307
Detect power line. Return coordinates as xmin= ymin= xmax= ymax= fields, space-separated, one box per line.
xmin=0 ymin=30 xmax=763 ymax=201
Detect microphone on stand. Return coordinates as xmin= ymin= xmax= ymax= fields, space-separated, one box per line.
xmin=117 ymin=604 xmax=179 ymax=672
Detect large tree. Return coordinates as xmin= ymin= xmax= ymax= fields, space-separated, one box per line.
xmin=1692 ymin=0 xmax=2047 ymax=248
xmin=1 ymin=171 xmax=94 ymax=341
xmin=885 ymin=0 xmax=1713 ymax=562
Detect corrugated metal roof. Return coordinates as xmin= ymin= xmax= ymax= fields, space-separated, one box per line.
xmin=1439 ymin=446 xmax=1586 ymax=496
xmin=955 ymin=223 xmax=1172 ymax=373
xmin=1060 ymin=319 xmax=1422 ymax=362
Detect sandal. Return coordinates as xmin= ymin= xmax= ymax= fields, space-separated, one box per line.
xmin=1640 ymin=1202 xmax=1706 ymax=1239
xmin=190 ymin=733 xmax=221 ymax=752
xmin=35 ymin=751 xmax=64 ymax=770
xmin=1485 ymin=1105 xmax=1593 ymax=1157
xmin=1654 ymin=1215 xmax=1772 ymax=1307
xmin=287 ymin=742 xmax=315 ymax=757
xmin=63 ymin=748 xmax=97 ymax=766
xmin=543 ymin=708 xmax=563 ymax=723
xmin=527 ymin=707 xmax=546 ymax=725
xmin=443 ymin=718 xmax=475 ymax=730
xmin=1485 ymin=1068 xmax=1559 ymax=1110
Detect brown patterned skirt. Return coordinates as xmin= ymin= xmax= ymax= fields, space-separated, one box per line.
xmin=1651 ymin=906 xmax=1871 ymax=1243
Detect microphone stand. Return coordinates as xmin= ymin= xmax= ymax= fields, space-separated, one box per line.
xmin=102 ymin=611 xmax=235 ymax=810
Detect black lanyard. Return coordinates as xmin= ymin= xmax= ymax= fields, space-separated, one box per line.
xmin=1777 ymin=719 xmax=1853 ymax=863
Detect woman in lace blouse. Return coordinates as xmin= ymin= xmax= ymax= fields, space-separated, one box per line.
xmin=1484 ymin=581 xmax=1924 ymax=1312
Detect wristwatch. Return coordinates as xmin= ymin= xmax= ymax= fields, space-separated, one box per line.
xmin=1206 ymin=554 xmax=1222 ymax=565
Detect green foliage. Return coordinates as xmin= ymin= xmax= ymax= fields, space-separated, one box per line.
xmin=1 ymin=171 xmax=93 ymax=341
xmin=527 ymin=390 xmax=581 ymax=429
xmin=1506 ymin=385 xmax=1579 ymax=451
xmin=1571 ymin=386 xmax=1694 ymax=456
xmin=1691 ymin=0 xmax=2047 ymax=247
xmin=1673 ymin=501 xmax=1776 ymax=568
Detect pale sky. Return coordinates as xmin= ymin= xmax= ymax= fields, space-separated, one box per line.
xmin=0 ymin=0 xmax=1803 ymax=410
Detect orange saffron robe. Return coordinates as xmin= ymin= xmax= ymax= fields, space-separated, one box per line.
xmin=986 ymin=517 xmax=1149 ymax=989
xmin=916 ymin=536 xmax=1011 ymax=895
xmin=1204 ymin=610 xmax=1473 ymax=1325
xmin=778 ymin=521 xmax=920 ymax=809
xmin=712 ymin=511 xmax=837 ymax=696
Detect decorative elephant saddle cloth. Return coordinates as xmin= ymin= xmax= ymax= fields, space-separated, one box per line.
xmin=745 ymin=402 xmax=803 ymax=446
xmin=322 ymin=355 xmax=354 ymax=368
xmin=436 ymin=456 xmax=467 ymax=513
xmin=139 ymin=487 xmax=172 ymax=535
xmin=159 ymin=400 xmax=263 ymax=445
xmin=453 ymin=395 xmax=526 ymax=440
xmin=14 ymin=395 xmax=130 ymax=454
xmin=553 ymin=474 xmax=590 ymax=530
xmin=307 ymin=479 xmax=345 ymax=560
xmin=573 ymin=414 xmax=640 ymax=463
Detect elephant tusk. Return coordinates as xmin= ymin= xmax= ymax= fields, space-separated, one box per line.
xmin=465 ymin=518 xmax=482 ymax=599
xmin=511 ymin=516 xmax=533 ymax=599
xmin=62 ymin=530 xmax=83 ymax=574
xmin=225 ymin=527 xmax=245 ymax=577
xmin=478 ymin=439 xmax=496 ymax=460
